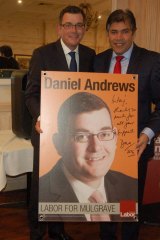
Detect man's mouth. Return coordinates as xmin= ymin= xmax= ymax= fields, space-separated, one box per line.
xmin=114 ymin=42 xmax=124 ymax=47
xmin=87 ymin=155 xmax=105 ymax=161
xmin=69 ymin=34 xmax=79 ymax=38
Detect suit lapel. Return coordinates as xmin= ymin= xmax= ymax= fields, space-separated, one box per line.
xmin=50 ymin=160 xmax=87 ymax=222
xmin=50 ymin=160 xmax=81 ymax=203
xmin=105 ymin=50 xmax=112 ymax=72
xmin=104 ymin=171 xmax=119 ymax=203
xmin=127 ymin=44 xmax=142 ymax=74
xmin=55 ymin=40 xmax=69 ymax=71
xmin=104 ymin=171 xmax=122 ymax=221
xmin=79 ymin=45 xmax=86 ymax=72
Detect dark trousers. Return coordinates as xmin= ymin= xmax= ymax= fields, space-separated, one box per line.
xmin=28 ymin=142 xmax=64 ymax=239
xmin=100 ymin=222 xmax=139 ymax=240
xmin=100 ymin=155 xmax=149 ymax=240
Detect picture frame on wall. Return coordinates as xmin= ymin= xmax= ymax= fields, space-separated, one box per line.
xmin=14 ymin=54 xmax=31 ymax=69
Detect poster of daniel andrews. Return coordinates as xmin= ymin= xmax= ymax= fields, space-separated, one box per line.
xmin=38 ymin=71 xmax=138 ymax=222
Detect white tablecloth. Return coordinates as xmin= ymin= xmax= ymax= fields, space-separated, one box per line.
xmin=0 ymin=130 xmax=33 ymax=191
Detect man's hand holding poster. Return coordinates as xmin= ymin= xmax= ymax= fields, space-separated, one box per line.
xmin=38 ymin=71 xmax=138 ymax=222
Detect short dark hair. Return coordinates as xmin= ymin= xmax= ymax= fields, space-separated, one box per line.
xmin=59 ymin=5 xmax=86 ymax=24
xmin=57 ymin=92 xmax=112 ymax=134
xmin=106 ymin=9 xmax=137 ymax=32
xmin=0 ymin=45 xmax=13 ymax=58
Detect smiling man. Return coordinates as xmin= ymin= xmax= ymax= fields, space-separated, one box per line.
xmin=25 ymin=5 xmax=95 ymax=240
xmin=106 ymin=15 xmax=136 ymax=57
xmin=94 ymin=8 xmax=160 ymax=240
xmin=39 ymin=92 xmax=137 ymax=222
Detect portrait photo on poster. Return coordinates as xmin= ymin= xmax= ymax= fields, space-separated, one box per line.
xmin=38 ymin=71 xmax=138 ymax=222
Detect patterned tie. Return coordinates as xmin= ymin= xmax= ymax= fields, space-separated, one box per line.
xmin=88 ymin=190 xmax=110 ymax=221
xmin=68 ymin=51 xmax=77 ymax=71
xmin=113 ymin=56 xmax=124 ymax=73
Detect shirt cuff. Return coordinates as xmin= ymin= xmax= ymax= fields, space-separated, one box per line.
xmin=141 ymin=127 xmax=155 ymax=144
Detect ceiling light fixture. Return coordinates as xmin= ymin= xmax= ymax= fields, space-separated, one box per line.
xmin=17 ymin=0 xmax=22 ymax=4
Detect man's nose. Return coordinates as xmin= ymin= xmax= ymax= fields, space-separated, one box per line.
xmin=87 ymin=135 xmax=102 ymax=152
xmin=71 ymin=25 xmax=78 ymax=31
xmin=116 ymin=31 xmax=123 ymax=39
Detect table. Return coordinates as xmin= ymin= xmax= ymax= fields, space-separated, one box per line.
xmin=0 ymin=130 xmax=33 ymax=191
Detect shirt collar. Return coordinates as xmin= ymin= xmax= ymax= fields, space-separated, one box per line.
xmin=60 ymin=38 xmax=79 ymax=55
xmin=62 ymin=162 xmax=105 ymax=201
xmin=112 ymin=43 xmax=134 ymax=60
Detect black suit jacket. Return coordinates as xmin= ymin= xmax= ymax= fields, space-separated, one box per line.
xmin=0 ymin=56 xmax=19 ymax=69
xmin=25 ymin=39 xmax=95 ymax=146
xmin=39 ymin=160 xmax=137 ymax=222
xmin=94 ymin=44 xmax=160 ymax=159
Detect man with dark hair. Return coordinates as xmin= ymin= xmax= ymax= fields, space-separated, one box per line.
xmin=94 ymin=8 xmax=160 ymax=240
xmin=0 ymin=45 xmax=19 ymax=69
xmin=106 ymin=9 xmax=137 ymax=32
xmin=0 ymin=45 xmax=13 ymax=57
xmin=25 ymin=5 xmax=95 ymax=240
xmin=59 ymin=5 xmax=86 ymax=23
xmin=39 ymin=92 xmax=137 ymax=222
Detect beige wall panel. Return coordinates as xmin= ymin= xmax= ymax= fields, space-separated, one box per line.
xmin=113 ymin=0 xmax=160 ymax=52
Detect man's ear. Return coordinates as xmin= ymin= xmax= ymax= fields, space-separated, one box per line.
xmin=113 ymin=127 xmax=118 ymax=144
xmin=56 ymin=24 xmax=61 ymax=37
xmin=52 ymin=133 xmax=63 ymax=156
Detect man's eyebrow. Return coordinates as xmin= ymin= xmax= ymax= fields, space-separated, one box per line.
xmin=110 ymin=28 xmax=130 ymax=31
xmin=72 ymin=126 xmax=113 ymax=133
xmin=72 ymin=129 xmax=90 ymax=133
xmin=101 ymin=126 xmax=113 ymax=130
xmin=62 ymin=22 xmax=84 ymax=24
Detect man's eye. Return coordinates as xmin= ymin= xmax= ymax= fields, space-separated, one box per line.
xmin=76 ymin=23 xmax=84 ymax=27
xmin=101 ymin=132 xmax=109 ymax=137
xmin=65 ymin=23 xmax=72 ymax=27
xmin=111 ymin=31 xmax=117 ymax=34
xmin=99 ymin=132 xmax=111 ymax=139
xmin=122 ymin=29 xmax=130 ymax=34
xmin=75 ymin=134 xmax=88 ymax=142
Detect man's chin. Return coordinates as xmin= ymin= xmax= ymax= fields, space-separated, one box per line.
xmin=87 ymin=169 xmax=108 ymax=179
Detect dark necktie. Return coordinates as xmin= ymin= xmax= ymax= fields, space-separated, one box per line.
xmin=113 ymin=56 xmax=124 ymax=73
xmin=68 ymin=51 xmax=77 ymax=72
xmin=88 ymin=190 xmax=110 ymax=221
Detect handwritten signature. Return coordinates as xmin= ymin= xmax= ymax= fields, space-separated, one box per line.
xmin=120 ymin=139 xmax=136 ymax=157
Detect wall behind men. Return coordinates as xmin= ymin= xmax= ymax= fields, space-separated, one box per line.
xmin=0 ymin=18 xmax=53 ymax=56
xmin=0 ymin=0 xmax=160 ymax=60
xmin=0 ymin=13 xmax=110 ymax=58
xmin=113 ymin=0 xmax=160 ymax=52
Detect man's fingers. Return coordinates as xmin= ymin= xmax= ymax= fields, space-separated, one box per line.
xmin=136 ymin=133 xmax=149 ymax=160
xmin=35 ymin=120 xmax=43 ymax=134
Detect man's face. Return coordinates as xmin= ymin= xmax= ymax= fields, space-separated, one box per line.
xmin=107 ymin=20 xmax=135 ymax=55
xmin=58 ymin=13 xmax=86 ymax=50
xmin=59 ymin=108 xmax=117 ymax=185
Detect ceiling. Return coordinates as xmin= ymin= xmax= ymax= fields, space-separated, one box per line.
xmin=0 ymin=0 xmax=111 ymax=22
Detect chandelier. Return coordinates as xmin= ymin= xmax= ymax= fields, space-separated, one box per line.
xmin=79 ymin=3 xmax=98 ymax=30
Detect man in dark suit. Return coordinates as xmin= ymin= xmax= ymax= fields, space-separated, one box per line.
xmin=0 ymin=56 xmax=10 ymax=69
xmin=94 ymin=9 xmax=160 ymax=240
xmin=39 ymin=92 xmax=137 ymax=222
xmin=25 ymin=5 xmax=95 ymax=240
xmin=0 ymin=45 xmax=19 ymax=69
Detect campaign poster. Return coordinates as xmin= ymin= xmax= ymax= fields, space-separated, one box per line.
xmin=38 ymin=71 xmax=138 ymax=222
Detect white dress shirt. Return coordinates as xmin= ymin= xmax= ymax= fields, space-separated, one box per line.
xmin=60 ymin=38 xmax=79 ymax=71
xmin=62 ymin=163 xmax=107 ymax=221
